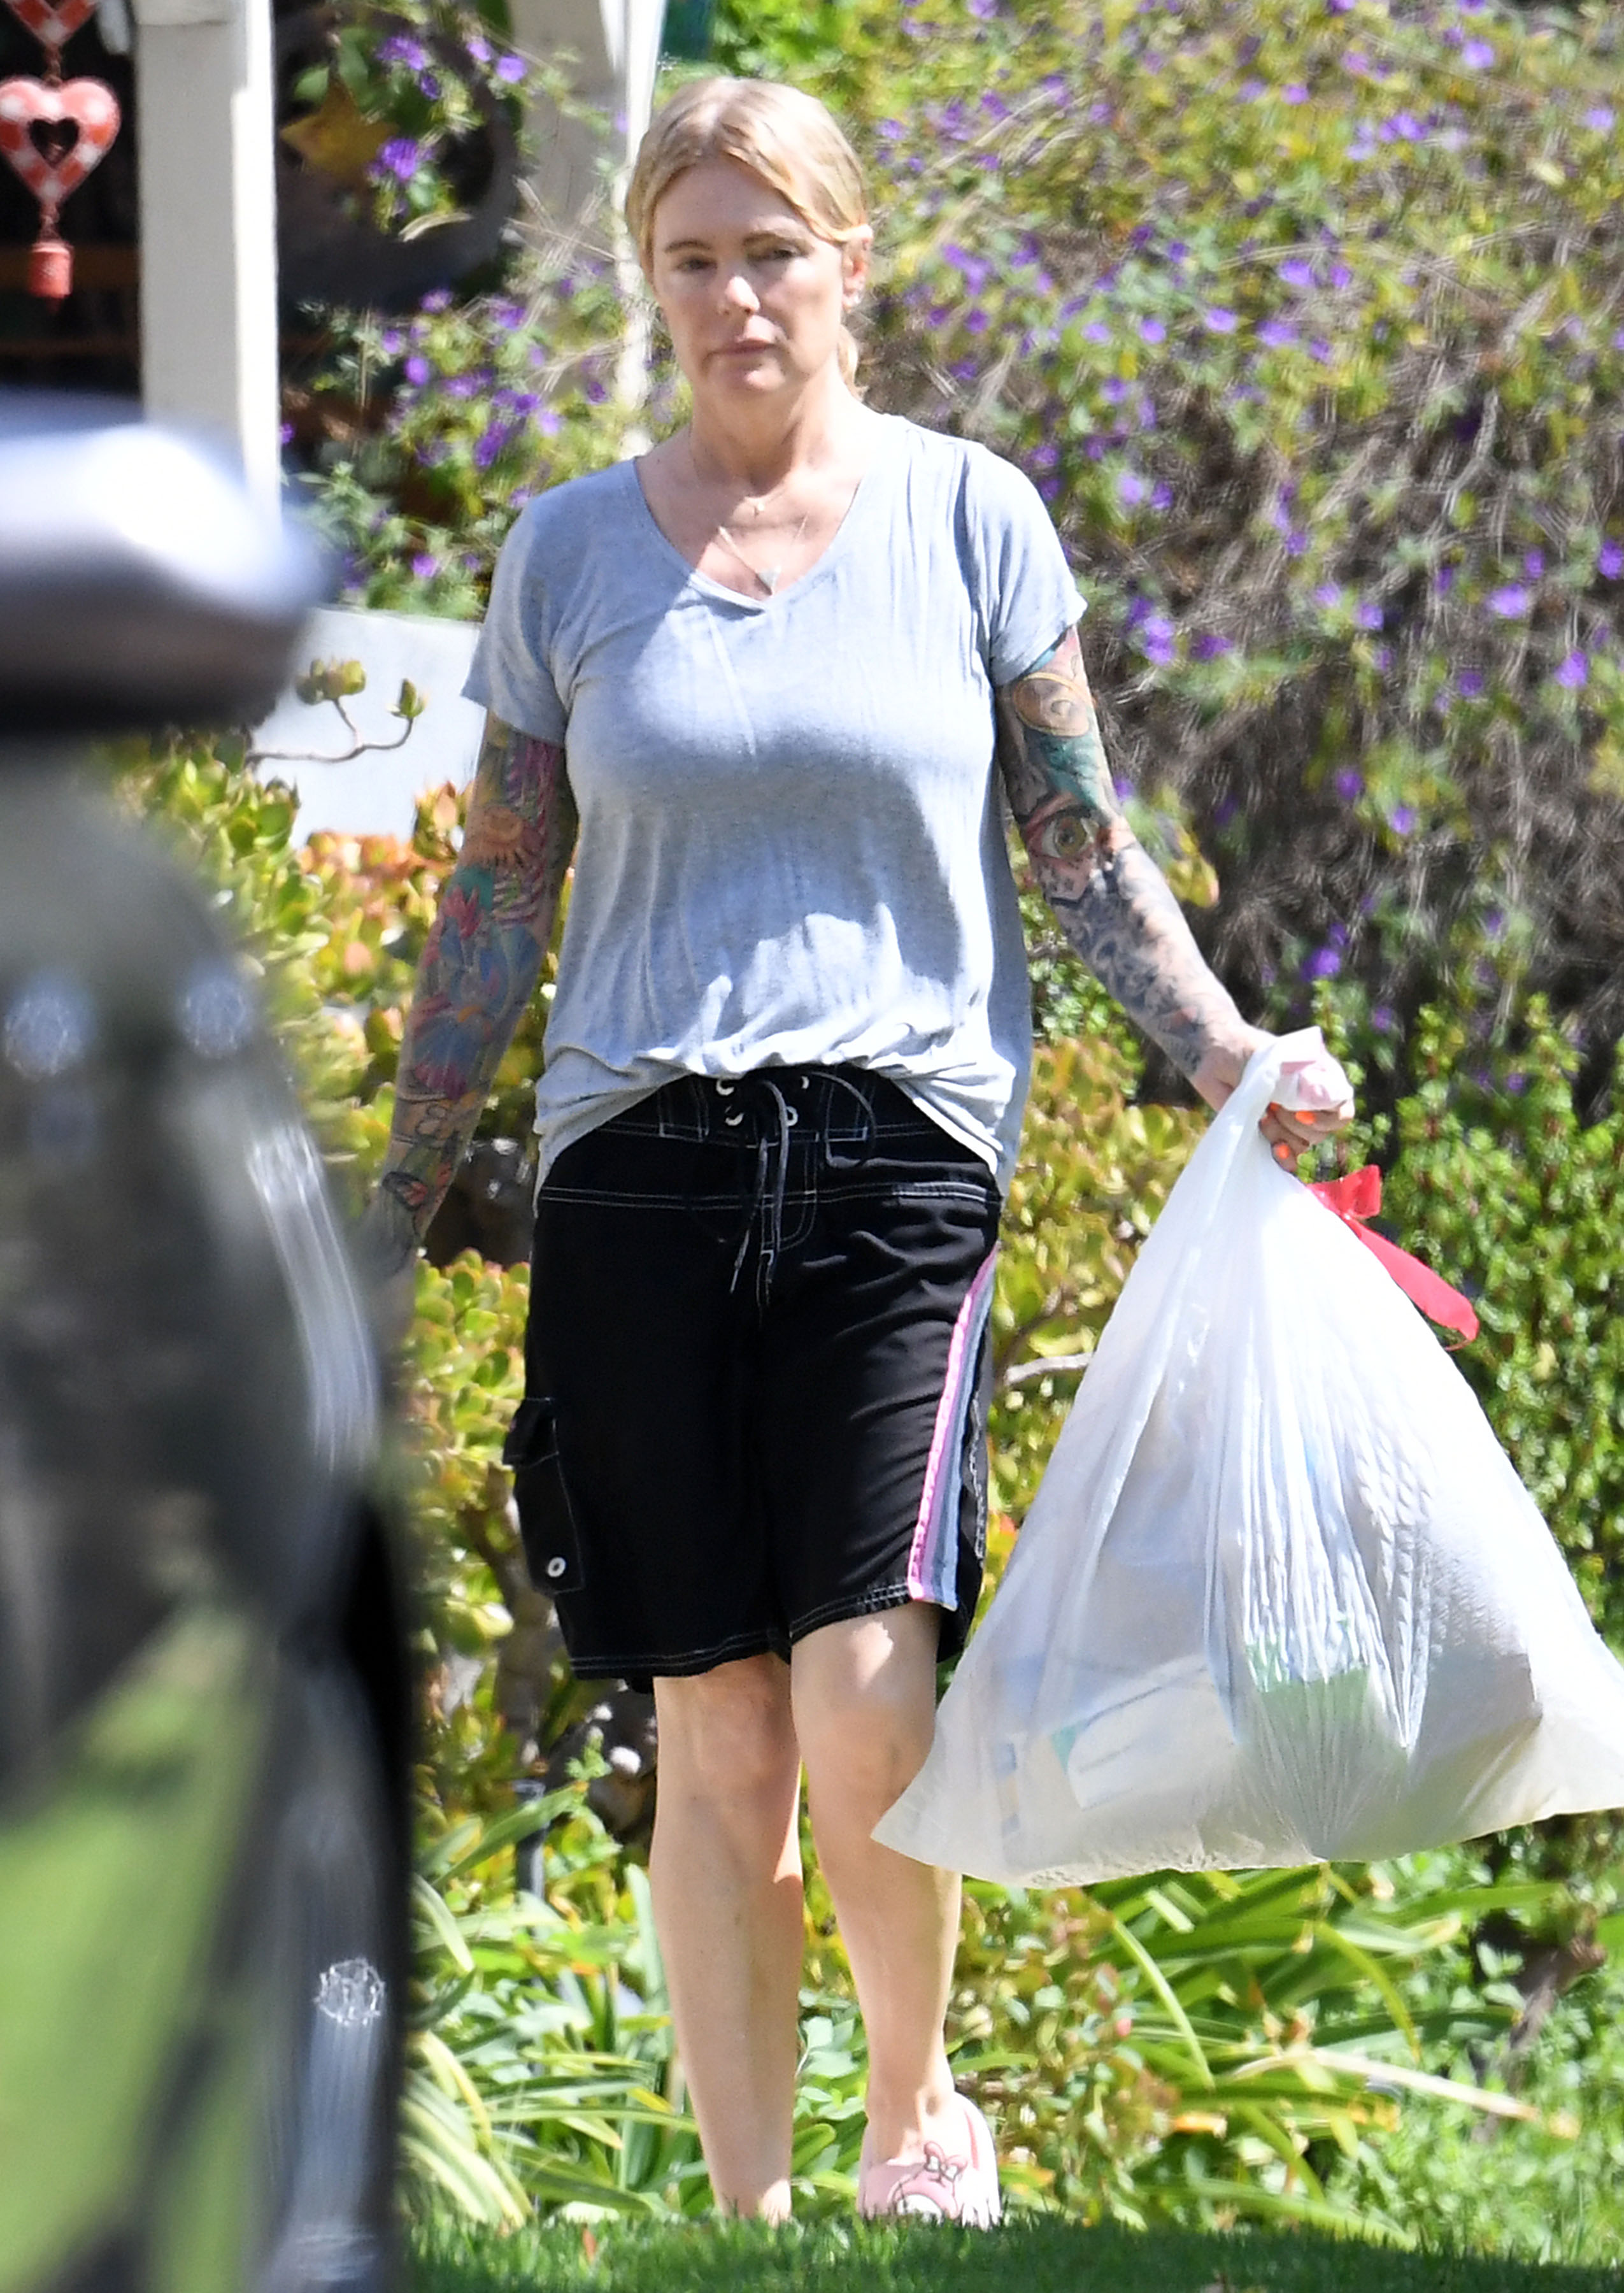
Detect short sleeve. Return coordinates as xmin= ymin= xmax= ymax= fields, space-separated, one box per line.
xmin=462 ymin=503 xmax=567 ymax=742
xmin=964 ymin=443 xmax=1088 ymax=689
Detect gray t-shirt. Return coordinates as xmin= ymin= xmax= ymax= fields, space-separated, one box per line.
xmin=465 ymin=413 xmax=1086 ymax=1188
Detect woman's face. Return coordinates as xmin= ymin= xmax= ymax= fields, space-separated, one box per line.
xmin=648 ymin=157 xmax=868 ymax=407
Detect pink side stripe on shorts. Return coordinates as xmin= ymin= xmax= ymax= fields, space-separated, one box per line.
xmin=906 ymin=1245 xmax=999 ymax=1608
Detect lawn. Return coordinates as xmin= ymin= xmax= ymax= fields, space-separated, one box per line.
xmin=410 ymin=2218 xmax=1623 ymax=2293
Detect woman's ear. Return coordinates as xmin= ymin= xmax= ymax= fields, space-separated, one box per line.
xmin=842 ymin=225 xmax=874 ymax=309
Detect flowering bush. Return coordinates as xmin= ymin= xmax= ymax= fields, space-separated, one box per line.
xmin=283 ymin=0 xmax=532 ymax=236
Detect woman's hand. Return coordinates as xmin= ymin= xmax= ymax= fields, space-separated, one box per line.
xmin=1194 ymin=1027 xmax=1357 ymax=1166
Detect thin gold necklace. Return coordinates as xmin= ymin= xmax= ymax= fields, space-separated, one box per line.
xmin=690 ymin=438 xmax=811 ymax=596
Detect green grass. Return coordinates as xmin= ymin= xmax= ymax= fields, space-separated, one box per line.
xmin=410 ymin=2218 xmax=1623 ymax=2293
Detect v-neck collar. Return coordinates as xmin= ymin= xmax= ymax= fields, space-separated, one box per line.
xmin=623 ymin=415 xmax=899 ymax=612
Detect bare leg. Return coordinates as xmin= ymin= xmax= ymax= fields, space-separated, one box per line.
xmin=791 ymin=1606 xmax=961 ymax=2162
xmin=648 ymin=1654 xmax=804 ymax=2218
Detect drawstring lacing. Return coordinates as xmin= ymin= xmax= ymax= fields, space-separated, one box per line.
xmin=717 ymin=1070 xmax=877 ymax=1300
xmin=725 ymin=1076 xmax=799 ymax=1296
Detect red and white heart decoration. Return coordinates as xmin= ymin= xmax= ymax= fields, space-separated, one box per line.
xmin=2 ymin=0 xmax=97 ymax=61
xmin=0 ymin=0 xmax=120 ymax=299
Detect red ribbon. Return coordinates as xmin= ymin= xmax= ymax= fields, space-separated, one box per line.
xmin=1308 ymin=1165 xmax=1480 ymax=1343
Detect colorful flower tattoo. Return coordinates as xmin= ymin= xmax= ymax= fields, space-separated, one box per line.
xmin=995 ymin=625 xmax=1246 ymax=1087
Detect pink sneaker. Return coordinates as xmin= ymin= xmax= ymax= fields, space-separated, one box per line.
xmin=857 ymin=2093 xmax=1002 ymax=2228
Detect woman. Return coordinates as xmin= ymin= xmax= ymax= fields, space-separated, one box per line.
xmin=366 ymin=76 xmax=1347 ymax=2225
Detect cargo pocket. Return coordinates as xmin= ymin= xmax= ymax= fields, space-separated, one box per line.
xmin=502 ymin=1396 xmax=585 ymax=1595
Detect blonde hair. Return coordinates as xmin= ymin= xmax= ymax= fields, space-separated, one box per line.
xmin=625 ymin=76 xmax=871 ymax=389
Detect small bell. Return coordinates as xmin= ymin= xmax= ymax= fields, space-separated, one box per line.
xmin=27 ymin=221 xmax=69 ymax=299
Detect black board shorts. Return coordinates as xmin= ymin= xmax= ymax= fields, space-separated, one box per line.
xmin=506 ymin=1066 xmax=1003 ymax=1692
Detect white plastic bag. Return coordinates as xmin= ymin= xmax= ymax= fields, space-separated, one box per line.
xmin=877 ymin=1029 xmax=1624 ymax=1883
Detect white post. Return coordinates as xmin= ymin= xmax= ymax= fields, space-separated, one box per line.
xmin=506 ymin=0 xmax=664 ymax=447
xmin=131 ymin=0 xmax=282 ymax=515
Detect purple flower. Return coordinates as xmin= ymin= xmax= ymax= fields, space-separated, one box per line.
xmin=1100 ymin=377 xmax=1129 ymax=405
xmin=1313 ymin=583 xmax=1343 ymax=609
xmin=1584 ymin=105 xmax=1615 ymax=132
xmin=278 ymin=419 xmax=294 ymax=445
xmin=380 ymin=328 xmax=404 ymax=355
xmin=1151 ymin=482 xmax=1174 ymax=511
xmin=1457 ymin=669 xmax=1485 ymax=698
xmin=1599 ymin=541 xmax=1624 ymax=579
xmin=1390 ymin=113 xmax=1424 ymax=143
xmin=404 ymin=354 xmax=431 ymax=387
xmin=1435 ymin=564 xmax=1456 ymax=594
xmin=1113 ymin=774 xmax=1135 ymax=800
xmin=1259 ymin=318 xmax=1299 ymax=349
xmin=1554 ymin=650 xmax=1589 ymax=689
xmin=374 ymin=137 xmax=421 ymax=183
xmin=466 ymin=32 xmax=491 ymax=61
xmin=965 ymin=310 xmax=989 ymax=336
xmin=1081 ymin=320 xmax=1111 ymax=345
xmin=495 ymin=53 xmax=527 ymax=82
xmin=1203 ymin=307 xmax=1239 ymax=334
xmin=1524 ymin=548 xmax=1545 ymax=578
xmin=1460 ymin=38 xmax=1495 ymax=69
xmin=1327 ymin=0 xmax=1353 ymax=14
xmin=1354 ymin=601 xmax=1383 ymax=631
xmin=1306 ymin=946 xmax=1343 ymax=980
xmin=968 ymin=0 xmax=997 ymax=15
xmin=1139 ymin=317 xmax=1167 ymax=345
xmin=1488 ymin=585 xmax=1531 ymax=618
xmin=1328 ymin=261 xmax=1353 ymax=289
xmin=377 ymin=33 xmax=426 ymax=66
xmin=1136 ymin=610 xmax=1177 ymax=668
xmin=1118 ymin=470 xmax=1148 ymax=504
xmin=943 ymin=243 xmax=993 ymax=294
xmin=1193 ymin=632 xmax=1232 ymax=659
xmin=410 ymin=552 xmax=439 ymax=579
xmin=1283 ymin=83 xmax=1309 ymax=104
xmin=1506 ymin=1071 xmax=1527 ymax=1095
xmin=1388 ymin=805 xmax=1416 ymax=835
xmin=421 ymin=288 xmax=452 ymax=313
xmin=1280 ymin=257 xmax=1316 ymax=290
xmin=1614 ymin=328 xmax=1624 ymax=352
xmin=417 ymin=71 xmax=441 ymax=97
xmin=1309 ymin=338 xmax=1334 ymax=364
xmin=1371 ymin=1003 xmax=1395 ymax=1034
xmin=1285 ymin=530 xmax=1309 ymax=558
xmin=535 ymin=408 xmax=561 ymax=438
xmin=1334 ymin=768 xmax=1363 ymax=801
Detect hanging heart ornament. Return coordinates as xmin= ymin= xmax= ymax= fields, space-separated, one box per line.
xmin=1 ymin=0 xmax=97 ymax=60
xmin=0 ymin=75 xmax=120 ymax=296
xmin=0 ymin=75 xmax=119 ymax=206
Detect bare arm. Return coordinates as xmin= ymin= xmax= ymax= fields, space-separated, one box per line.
xmin=368 ymin=713 xmax=576 ymax=1269
xmin=996 ymin=627 xmax=1344 ymax=1145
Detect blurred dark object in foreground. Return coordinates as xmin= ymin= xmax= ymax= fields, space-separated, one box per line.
xmin=0 ymin=389 xmax=410 ymax=2292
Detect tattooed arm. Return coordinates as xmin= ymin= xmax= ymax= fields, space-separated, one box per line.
xmin=364 ymin=713 xmax=577 ymax=1280
xmin=997 ymin=627 xmax=1348 ymax=1148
